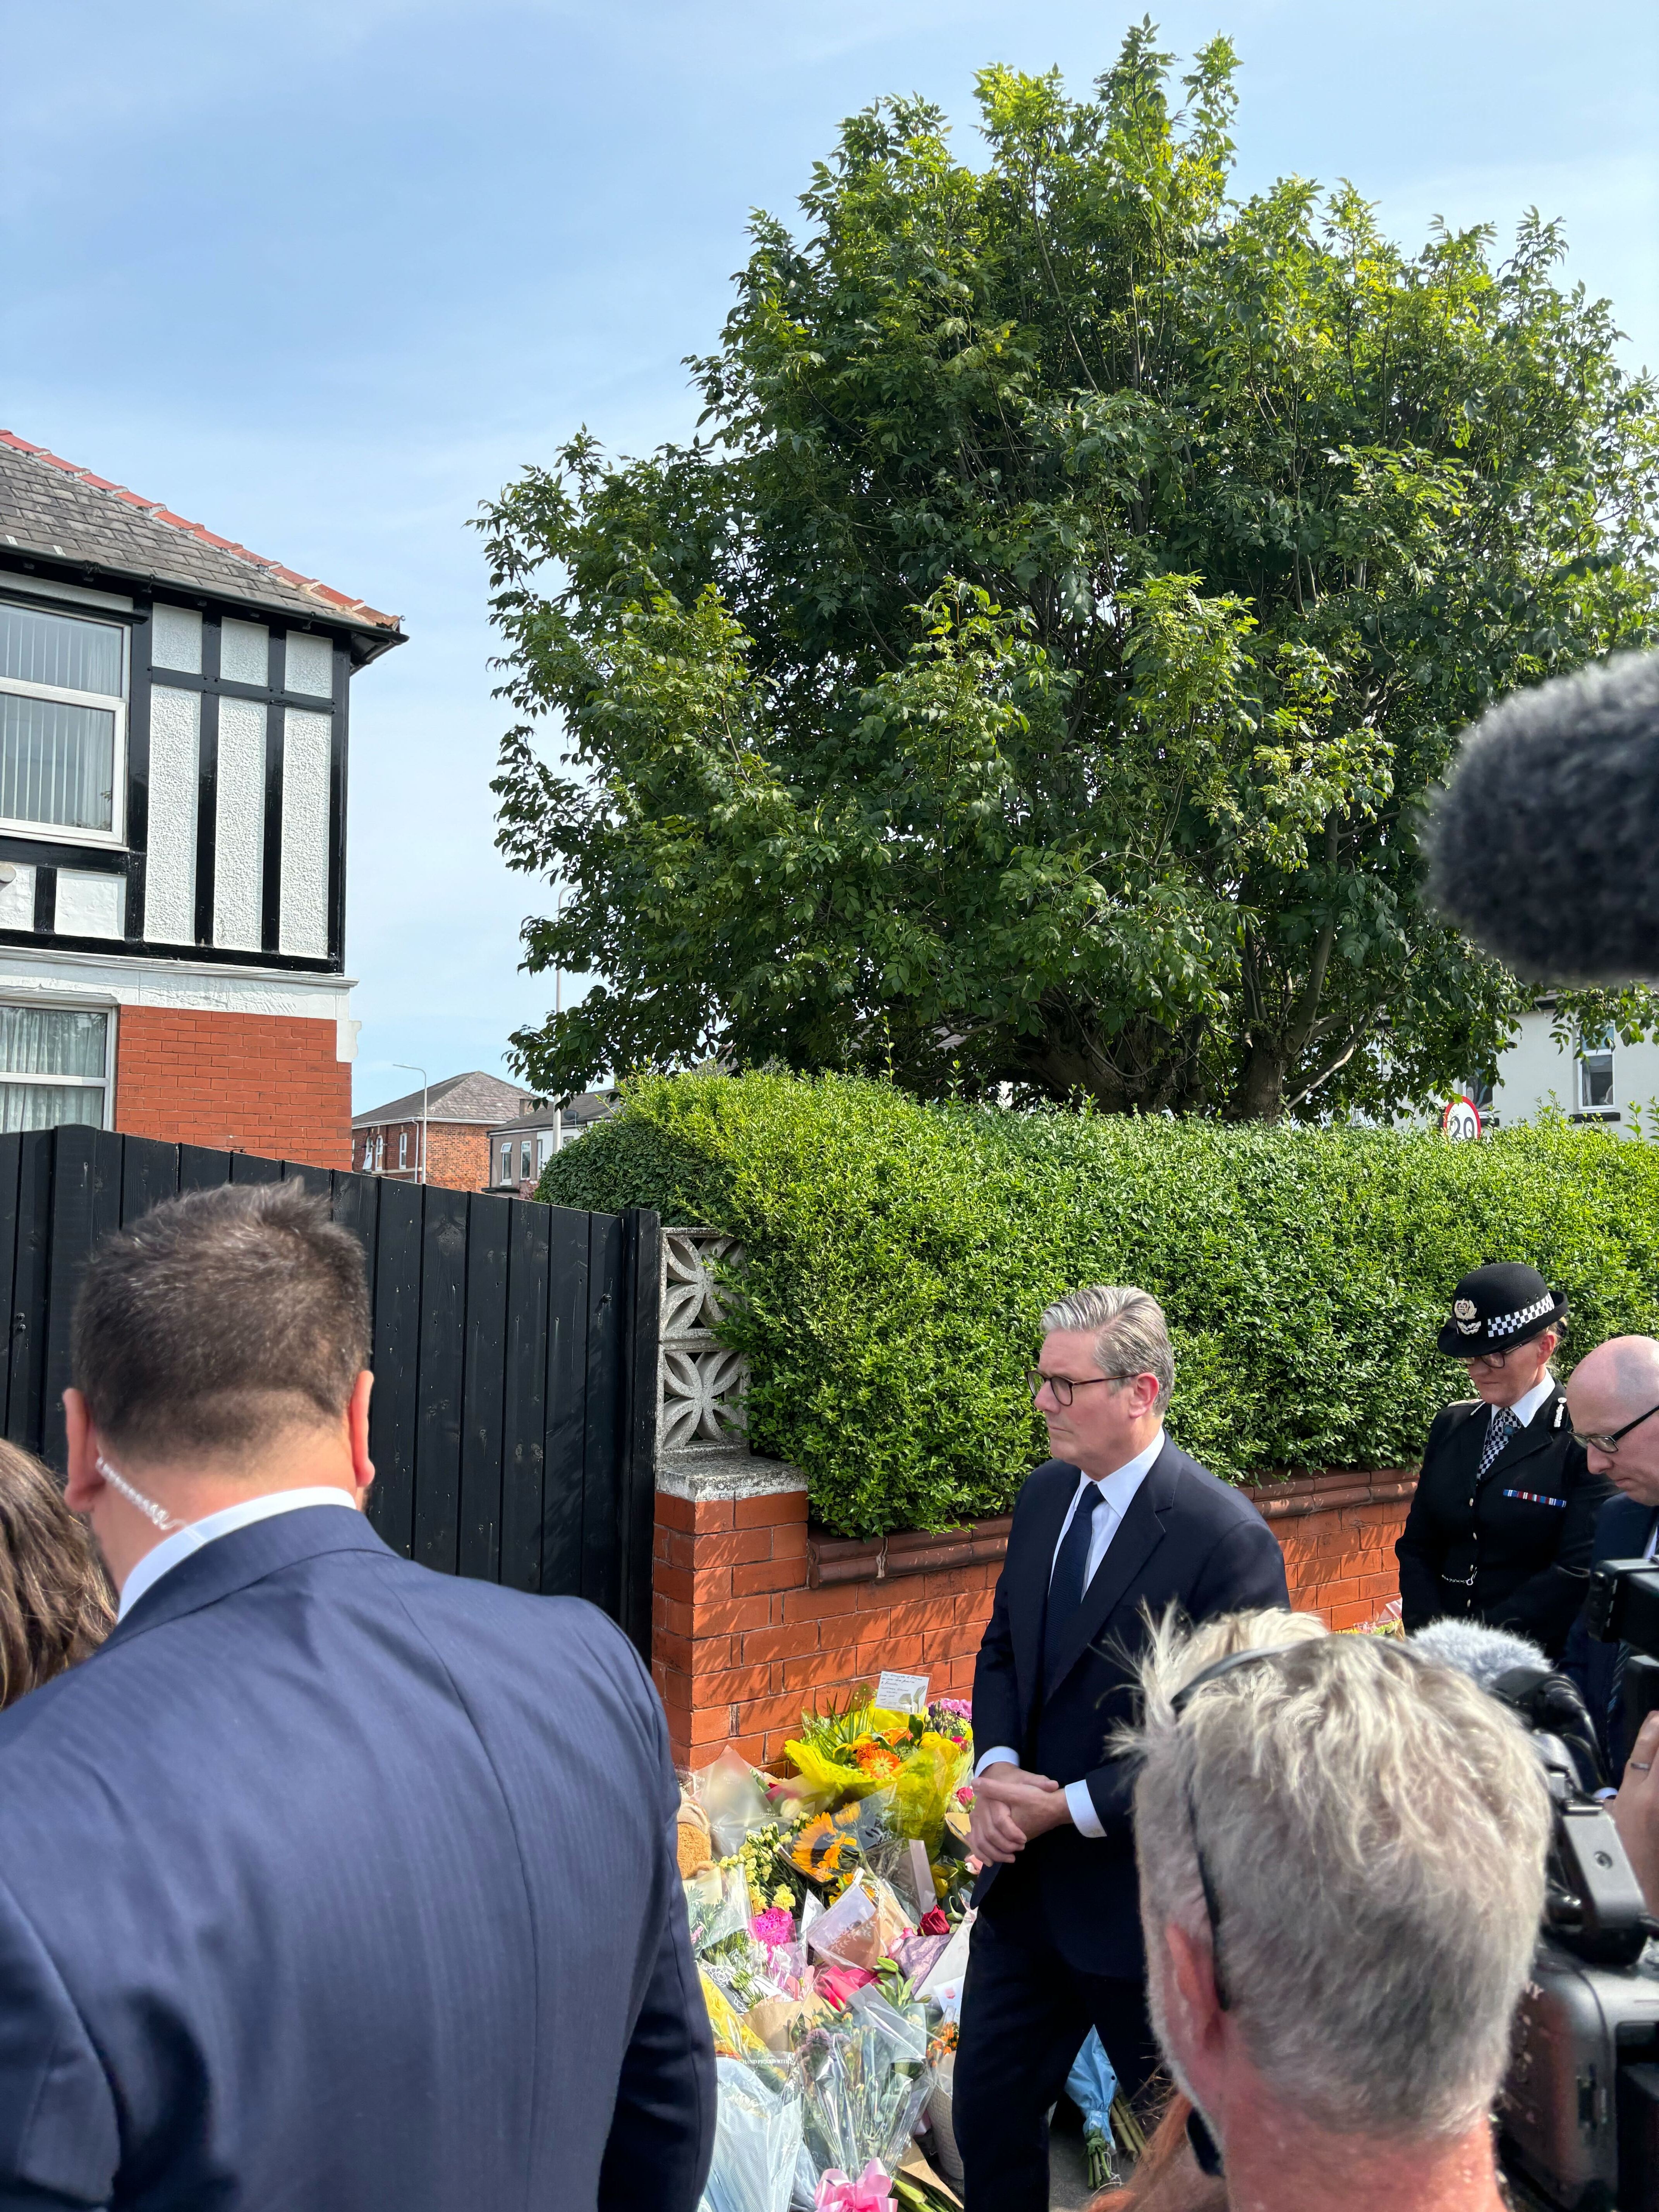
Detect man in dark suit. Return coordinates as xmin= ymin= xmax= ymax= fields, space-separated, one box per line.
xmin=954 ymin=1285 xmax=1290 ymax=2212
xmin=1561 ymin=1334 xmax=1659 ymax=1784
xmin=0 ymin=1182 xmax=714 ymax=2211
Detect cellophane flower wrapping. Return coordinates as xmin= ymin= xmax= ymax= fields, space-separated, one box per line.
xmin=699 ymin=2054 xmax=804 ymax=2212
xmin=793 ymin=1987 xmax=933 ymax=2188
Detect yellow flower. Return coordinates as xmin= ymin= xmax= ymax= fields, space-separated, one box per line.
xmin=772 ymin=1885 xmax=795 ymax=1910
xmin=791 ymin=1813 xmax=853 ymax=1883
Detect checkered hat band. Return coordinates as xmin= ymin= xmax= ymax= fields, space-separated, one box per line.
xmin=1487 ymin=1293 xmax=1554 ymax=1339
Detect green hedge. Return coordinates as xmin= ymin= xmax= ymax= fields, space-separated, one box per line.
xmin=539 ymin=1072 xmax=1659 ymax=1539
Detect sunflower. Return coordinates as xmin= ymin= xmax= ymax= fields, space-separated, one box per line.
xmin=790 ymin=1812 xmax=854 ymax=1884
xmin=852 ymin=1741 xmax=903 ymax=1782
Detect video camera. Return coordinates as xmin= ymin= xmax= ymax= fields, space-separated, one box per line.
xmin=1495 ymin=1561 xmax=1659 ymax=2212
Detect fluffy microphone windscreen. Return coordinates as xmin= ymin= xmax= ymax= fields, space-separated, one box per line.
xmin=1426 ymin=649 xmax=1659 ymax=981
xmin=1410 ymin=1618 xmax=1549 ymax=1692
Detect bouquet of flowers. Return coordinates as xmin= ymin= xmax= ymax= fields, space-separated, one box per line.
xmin=684 ymin=1688 xmax=974 ymax=2208
xmin=699 ymin=2054 xmax=804 ymax=2212
xmin=793 ymin=1989 xmax=934 ymax=2186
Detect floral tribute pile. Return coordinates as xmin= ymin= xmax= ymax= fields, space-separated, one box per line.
xmin=678 ymin=1690 xmax=979 ymax=2212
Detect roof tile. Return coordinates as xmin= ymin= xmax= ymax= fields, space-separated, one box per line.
xmin=0 ymin=429 xmax=402 ymax=635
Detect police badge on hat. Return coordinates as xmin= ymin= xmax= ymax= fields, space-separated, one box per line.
xmin=1436 ymin=1264 xmax=1568 ymax=1358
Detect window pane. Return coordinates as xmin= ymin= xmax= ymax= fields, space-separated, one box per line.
xmin=1582 ymin=1051 xmax=1615 ymax=1108
xmin=0 ymin=694 xmax=115 ymax=830
xmin=0 ymin=1082 xmax=103 ymax=1132
xmin=0 ymin=1007 xmax=107 ymax=1077
xmin=0 ymin=603 xmax=122 ymax=696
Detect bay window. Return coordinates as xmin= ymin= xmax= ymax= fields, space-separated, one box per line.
xmin=0 ymin=1005 xmax=111 ymax=1130
xmin=0 ymin=601 xmax=125 ymax=841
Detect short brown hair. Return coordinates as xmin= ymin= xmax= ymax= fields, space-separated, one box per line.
xmin=72 ymin=1181 xmax=371 ymax=1462
xmin=0 ymin=1442 xmax=112 ymax=1707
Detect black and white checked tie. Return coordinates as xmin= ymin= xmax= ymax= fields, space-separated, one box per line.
xmin=1477 ymin=1405 xmax=1519 ymax=1478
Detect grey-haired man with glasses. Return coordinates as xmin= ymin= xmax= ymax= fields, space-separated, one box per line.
xmin=952 ymin=1285 xmax=1290 ymax=2212
xmin=1563 ymin=1334 xmax=1659 ymax=1785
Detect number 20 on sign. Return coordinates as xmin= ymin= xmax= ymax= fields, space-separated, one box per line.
xmin=1442 ymin=1095 xmax=1483 ymax=1140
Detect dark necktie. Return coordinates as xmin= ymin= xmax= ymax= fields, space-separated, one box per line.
xmin=1477 ymin=1405 xmax=1518 ymax=1479
xmin=1043 ymin=1482 xmax=1105 ymax=1680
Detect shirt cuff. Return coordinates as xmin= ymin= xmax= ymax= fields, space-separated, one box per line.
xmin=1066 ymin=1779 xmax=1106 ymax=1838
xmin=974 ymin=1747 xmax=1020 ymax=1778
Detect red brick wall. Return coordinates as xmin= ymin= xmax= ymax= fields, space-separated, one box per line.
xmin=116 ymin=1007 xmax=349 ymax=1169
xmin=1277 ymin=1498 xmax=1412 ymax=1627
xmin=652 ymin=1478 xmax=1414 ymax=1771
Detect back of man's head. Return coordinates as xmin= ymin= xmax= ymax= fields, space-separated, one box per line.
xmin=72 ymin=1182 xmax=371 ymax=1467
xmin=1130 ymin=1610 xmax=1550 ymax=2144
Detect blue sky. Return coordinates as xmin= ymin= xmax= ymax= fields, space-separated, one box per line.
xmin=3 ymin=0 xmax=1654 ymax=1111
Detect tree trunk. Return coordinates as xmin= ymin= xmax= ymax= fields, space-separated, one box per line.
xmin=1224 ymin=1039 xmax=1285 ymax=1121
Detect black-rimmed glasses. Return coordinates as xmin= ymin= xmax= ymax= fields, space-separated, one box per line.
xmin=1026 ymin=1368 xmax=1140 ymax=1407
xmin=1571 ymin=1399 xmax=1659 ymax=1455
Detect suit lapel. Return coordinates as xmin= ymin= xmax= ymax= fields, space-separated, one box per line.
xmin=1016 ymin=1466 xmax=1079 ymax=1732
xmin=1044 ymin=1443 xmax=1176 ymax=1695
xmin=1481 ymin=1386 xmax=1563 ymax=1489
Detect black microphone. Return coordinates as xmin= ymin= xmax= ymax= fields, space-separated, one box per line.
xmin=1425 ymin=650 xmax=1659 ymax=980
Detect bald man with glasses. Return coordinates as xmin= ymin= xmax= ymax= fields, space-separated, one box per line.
xmin=1563 ymin=1335 xmax=1659 ymax=1784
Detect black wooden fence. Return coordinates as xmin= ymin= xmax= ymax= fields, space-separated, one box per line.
xmin=0 ymin=1125 xmax=660 ymax=1651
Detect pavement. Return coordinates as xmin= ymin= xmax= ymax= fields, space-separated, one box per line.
xmin=1047 ymin=2099 xmax=1100 ymax=2209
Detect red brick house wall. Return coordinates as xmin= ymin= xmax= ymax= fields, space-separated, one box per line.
xmin=651 ymin=1472 xmax=1415 ymax=1770
xmin=351 ymin=1119 xmax=491 ymax=1191
xmin=116 ymin=1007 xmax=350 ymax=1169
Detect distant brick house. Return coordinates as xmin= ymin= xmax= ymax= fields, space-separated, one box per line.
xmin=486 ymin=1088 xmax=620 ymax=1194
xmin=353 ymin=1071 xmax=539 ymax=1191
xmin=0 ymin=429 xmax=403 ymax=1166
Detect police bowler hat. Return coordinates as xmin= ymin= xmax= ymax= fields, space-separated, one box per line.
xmin=1436 ymin=1261 xmax=1569 ymax=1358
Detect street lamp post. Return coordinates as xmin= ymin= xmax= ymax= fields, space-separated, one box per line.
xmin=393 ymin=1063 xmax=428 ymax=1185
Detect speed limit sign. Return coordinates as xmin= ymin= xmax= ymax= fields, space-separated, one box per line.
xmin=1442 ymin=1094 xmax=1483 ymax=1140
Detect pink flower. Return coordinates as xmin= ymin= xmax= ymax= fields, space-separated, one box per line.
xmin=815 ymin=1964 xmax=877 ymax=2010
xmin=955 ymin=1784 xmax=975 ymax=1806
xmin=919 ymin=1907 xmax=950 ymax=1936
xmin=750 ymin=1907 xmax=795 ymax=1948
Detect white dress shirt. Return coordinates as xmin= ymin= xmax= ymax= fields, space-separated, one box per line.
xmin=1501 ymin=1375 xmax=1556 ymax=1433
xmin=974 ymin=1428 xmax=1166 ymax=1838
xmin=117 ymin=1488 xmax=361 ymax=1621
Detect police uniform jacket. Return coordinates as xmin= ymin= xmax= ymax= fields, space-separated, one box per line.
xmin=1395 ymin=1382 xmax=1614 ymax=1657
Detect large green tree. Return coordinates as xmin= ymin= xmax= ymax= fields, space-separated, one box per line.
xmin=481 ymin=27 xmax=1659 ymax=1119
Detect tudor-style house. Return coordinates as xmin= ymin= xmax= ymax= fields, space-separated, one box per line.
xmin=0 ymin=431 xmax=403 ymax=1165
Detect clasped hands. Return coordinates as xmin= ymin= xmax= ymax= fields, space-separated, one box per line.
xmin=966 ymin=1760 xmax=1075 ymax=1864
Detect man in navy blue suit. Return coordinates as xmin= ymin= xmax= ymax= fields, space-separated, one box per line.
xmin=1561 ymin=1333 xmax=1659 ymax=1785
xmin=954 ymin=1285 xmax=1290 ymax=2212
xmin=0 ymin=1181 xmax=714 ymax=2210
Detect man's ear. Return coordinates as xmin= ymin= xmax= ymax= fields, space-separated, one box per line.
xmin=1165 ymin=1918 xmax=1224 ymax=2056
xmin=346 ymin=1370 xmax=375 ymax=1502
xmin=62 ymin=1388 xmax=105 ymax=1515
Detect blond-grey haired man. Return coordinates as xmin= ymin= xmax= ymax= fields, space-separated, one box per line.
xmin=1129 ymin=1609 xmax=1551 ymax=2212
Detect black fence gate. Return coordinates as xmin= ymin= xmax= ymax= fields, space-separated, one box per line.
xmin=0 ymin=1125 xmax=660 ymax=1652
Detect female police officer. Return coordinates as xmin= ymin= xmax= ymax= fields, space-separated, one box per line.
xmin=1396 ymin=1261 xmax=1614 ymax=1657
